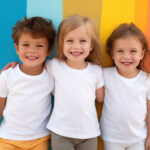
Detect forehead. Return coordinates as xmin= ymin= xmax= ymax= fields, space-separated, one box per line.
xmin=64 ymin=25 xmax=91 ymax=38
xmin=113 ymin=36 xmax=143 ymax=49
xmin=19 ymin=32 xmax=48 ymax=43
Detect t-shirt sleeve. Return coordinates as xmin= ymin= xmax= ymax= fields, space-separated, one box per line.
xmin=96 ymin=67 xmax=104 ymax=89
xmin=46 ymin=59 xmax=55 ymax=95
xmin=0 ymin=73 xmax=8 ymax=98
xmin=46 ymin=59 xmax=53 ymax=75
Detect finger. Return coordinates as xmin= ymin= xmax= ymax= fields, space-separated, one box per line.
xmin=2 ymin=64 xmax=11 ymax=71
xmin=11 ymin=62 xmax=18 ymax=68
xmin=2 ymin=62 xmax=18 ymax=71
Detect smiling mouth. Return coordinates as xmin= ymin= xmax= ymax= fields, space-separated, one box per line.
xmin=121 ymin=62 xmax=133 ymax=65
xmin=70 ymin=52 xmax=83 ymax=56
xmin=26 ymin=56 xmax=38 ymax=60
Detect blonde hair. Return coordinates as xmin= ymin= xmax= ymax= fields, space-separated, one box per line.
xmin=56 ymin=14 xmax=103 ymax=66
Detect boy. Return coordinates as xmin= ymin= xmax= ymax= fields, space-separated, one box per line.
xmin=0 ymin=16 xmax=56 ymax=150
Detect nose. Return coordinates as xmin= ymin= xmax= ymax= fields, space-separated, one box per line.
xmin=123 ymin=52 xmax=131 ymax=59
xmin=28 ymin=46 xmax=36 ymax=53
xmin=72 ymin=42 xmax=80 ymax=50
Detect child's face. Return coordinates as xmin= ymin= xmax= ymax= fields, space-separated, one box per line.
xmin=15 ymin=33 xmax=50 ymax=73
xmin=63 ymin=25 xmax=93 ymax=67
xmin=112 ymin=36 xmax=144 ymax=77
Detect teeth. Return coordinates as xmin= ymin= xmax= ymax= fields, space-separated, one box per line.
xmin=26 ymin=56 xmax=38 ymax=60
xmin=71 ymin=52 xmax=82 ymax=56
xmin=122 ymin=62 xmax=132 ymax=65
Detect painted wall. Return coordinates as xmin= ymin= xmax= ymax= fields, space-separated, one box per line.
xmin=0 ymin=0 xmax=150 ymax=150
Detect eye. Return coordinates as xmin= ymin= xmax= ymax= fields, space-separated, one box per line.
xmin=66 ymin=40 xmax=73 ymax=42
xmin=131 ymin=50 xmax=137 ymax=53
xmin=22 ymin=44 xmax=29 ymax=47
xmin=37 ymin=44 xmax=44 ymax=47
xmin=117 ymin=49 xmax=123 ymax=53
xmin=80 ymin=39 xmax=87 ymax=42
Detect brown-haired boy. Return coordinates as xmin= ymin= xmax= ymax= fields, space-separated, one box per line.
xmin=0 ymin=16 xmax=56 ymax=150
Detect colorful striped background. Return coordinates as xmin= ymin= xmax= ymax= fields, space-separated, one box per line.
xmin=0 ymin=0 xmax=150 ymax=149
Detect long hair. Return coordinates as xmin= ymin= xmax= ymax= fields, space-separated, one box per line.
xmin=56 ymin=14 xmax=103 ymax=66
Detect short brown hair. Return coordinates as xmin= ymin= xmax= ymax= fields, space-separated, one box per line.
xmin=12 ymin=16 xmax=56 ymax=50
xmin=106 ymin=23 xmax=149 ymax=72
xmin=56 ymin=14 xmax=103 ymax=66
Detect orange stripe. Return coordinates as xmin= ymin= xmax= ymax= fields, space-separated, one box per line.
xmin=146 ymin=0 xmax=150 ymax=46
xmin=134 ymin=0 xmax=148 ymax=34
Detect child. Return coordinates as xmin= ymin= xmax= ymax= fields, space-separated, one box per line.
xmin=0 ymin=16 xmax=56 ymax=150
xmin=46 ymin=14 xmax=104 ymax=150
xmin=100 ymin=23 xmax=150 ymax=150
xmin=2 ymin=15 xmax=104 ymax=150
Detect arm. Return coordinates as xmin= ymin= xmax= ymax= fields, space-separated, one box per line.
xmin=96 ymin=86 xmax=104 ymax=103
xmin=0 ymin=97 xmax=6 ymax=119
xmin=0 ymin=62 xmax=18 ymax=73
xmin=146 ymin=100 xmax=150 ymax=150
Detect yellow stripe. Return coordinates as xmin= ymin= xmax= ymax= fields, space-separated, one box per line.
xmin=63 ymin=0 xmax=102 ymax=30
xmin=100 ymin=0 xmax=135 ymax=67
xmin=134 ymin=0 xmax=148 ymax=34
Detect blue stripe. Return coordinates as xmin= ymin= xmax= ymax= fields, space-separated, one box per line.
xmin=27 ymin=0 xmax=62 ymax=30
xmin=27 ymin=0 xmax=63 ymax=58
xmin=0 ymin=0 xmax=27 ymax=70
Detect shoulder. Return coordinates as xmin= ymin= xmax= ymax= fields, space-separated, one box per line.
xmin=0 ymin=66 xmax=19 ymax=86
xmin=88 ymin=62 xmax=103 ymax=73
xmin=1 ymin=66 xmax=18 ymax=78
xmin=46 ymin=58 xmax=63 ymax=68
xmin=103 ymin=66 xmax=115 ymax=75
xmin=140 ymin=70 xmax=150 ymax=83
xmin=46 ymin=58 xmax=57 ymax=65
xmin=140 ymin=70 xmax=149 ymax=77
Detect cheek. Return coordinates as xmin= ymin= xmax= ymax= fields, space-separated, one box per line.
xmin=63 ymin=44 xmax=68 ymax=51
xmin=111 ymin=53 xmax=116 ymax=60
xmin=135 ymin=53 xmax=144 ymax=60
xmin=112 ymin=54 xmax=121 ymax=62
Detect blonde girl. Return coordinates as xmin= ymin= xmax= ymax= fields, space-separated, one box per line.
xmin=45 ymin=15 xmax=104 ymax=150
xmin=100 ymin=23 xmax=150 ymax=150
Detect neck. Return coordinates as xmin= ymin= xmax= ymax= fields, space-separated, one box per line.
xmin=19 ymin=64 xmax=44 ymax=75
xmin=117 ymin=68 xmax=140 ymax=78
xmin=65 ymin=60 xmax=87 ymax=70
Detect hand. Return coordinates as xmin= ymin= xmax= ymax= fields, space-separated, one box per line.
xmin=0 ymin=62 xmax=18 ymax=73
xmin=146 ymin=136 xmax=150 ymax=150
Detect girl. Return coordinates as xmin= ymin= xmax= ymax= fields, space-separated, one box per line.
xmin=100 ymin=23 xmax=150 ymax=150
xmin=2 ymin=15 xmax=104 ymax=150
xmin=46 ymin=14 xmax=104 ymax=150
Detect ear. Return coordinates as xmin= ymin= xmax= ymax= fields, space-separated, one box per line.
xmin=15 ymin=44 xmax=19 ymax=54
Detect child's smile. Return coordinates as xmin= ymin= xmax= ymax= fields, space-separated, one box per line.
xmin=70 ymin=50 xmax=83 ymax=56
xmin=15 ymin=33 xmax=50 ymax=75
xmin=112 ymin=36 xmax=144 ymax=77
xmin=63 ymin=25 xmax=93 ymax=68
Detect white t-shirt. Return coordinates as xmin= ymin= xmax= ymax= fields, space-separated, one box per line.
xmin=100 ymin=67 xmax=150 ymax=144
xmin=0 ymin=65 xmax=54 ymax=140
xmin=46 ymin=58 xmax=104 ymax=139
